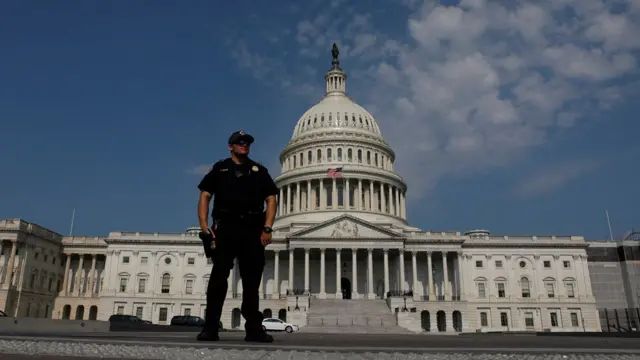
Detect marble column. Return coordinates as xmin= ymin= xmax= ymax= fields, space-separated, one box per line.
xmin=272 ymin=250 xmax=280 ymax=299
xmin=89 ymin=255 xmax=97 ymax=295
xmin=286 ymin=185 xmax=292 ymax=214
xmin=288 ymin=249 xmax=294 ymax=293
xmin=383 ymin=249 xmax=389 ymax=295
xmin=357 ymin=180 xmax=363 ymax=210
xmin=399 ymin=250 xmax=406 ymax=292
xmin=279 ymin=187 xmax=284 ymax=215
xmin=319 ymin=248 xmax=326 ymax=297
xmin=427 ymin=251 xmax=435 ymax=300
xmin=61 ymin=254 xmax=71 ymax=294
xmin=351 ymin=249 xmax=358 ymax=298
xmin=3 ymin=241 xmax=18 ymax=289
xmin=443 ymin=252 xmax=449 ymax=300
xmin=306 ymin=181 xmax=312 ymax=211
xmin=367 ymin=249 xmax=374 ymax=299
xmin=335 ymin=249 xmax=342 ymax=298
xmin=411 ymin=251 xmax=418 ymax=299
xmin=295 ymin=182 xmax=301 ymax=212
xmin=75 ymin=255 xmax=84 ymax=296
xmin=304 ymin=249 xmax=310 ymax=293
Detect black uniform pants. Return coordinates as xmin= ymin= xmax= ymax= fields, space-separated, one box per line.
xmin=205 ymin=215 xmax=266 ymax=333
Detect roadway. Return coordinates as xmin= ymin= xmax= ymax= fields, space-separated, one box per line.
xmin=1 ymin=331 xmax=640 ymax=354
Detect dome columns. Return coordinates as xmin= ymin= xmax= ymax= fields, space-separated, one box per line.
xmin=276 ymin=178 xmax=407 ymax=219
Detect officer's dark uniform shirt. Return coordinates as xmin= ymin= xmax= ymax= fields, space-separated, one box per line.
xmin=198 ymin=158 xmax=278 ymax=216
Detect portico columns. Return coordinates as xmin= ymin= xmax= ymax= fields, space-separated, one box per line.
xmin=75 ymin=255 xmax=84 ymax=296
xmin=306 ymin=181 xmax=311 ymax=210
xmin=319 ymin=248 xmax=326 ymax=297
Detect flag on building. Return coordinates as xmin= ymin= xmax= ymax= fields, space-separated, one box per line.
xmin=327 ymin=167 xmax=343 ymax=178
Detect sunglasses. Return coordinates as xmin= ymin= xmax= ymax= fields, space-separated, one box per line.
xmin=232 ymin=141 xmax=251 ymax=146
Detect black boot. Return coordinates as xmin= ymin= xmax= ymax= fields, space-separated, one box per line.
xmin=197 ymin=329 xmax=219 ymax=341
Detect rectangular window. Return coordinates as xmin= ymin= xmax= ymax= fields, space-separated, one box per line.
xmin=116 ymin=306 xmax=124 ymax=315
xmin=159 ymin=308 xmax=168 ymax=322
xmin=187 ymin=257 xmax=195 ymax=265
xmin=550 ymin=312 xmax=558 ymax=327
xmin=524 ymin=312 xmax=534 ymax=328
xmin=477 ymin=283 xmax=486 ymax=298
xmin=185 ymin=279 xmax=194 ymax=294
xmin=141 ymin=257 xmax=148 ymax=264
xmin=570 ymin=312 xmax=579 ymax=327
xmin=184 ymin=308 xmax=191 ymax=316
xmin=500 ymin=312 xmax=508 ymax=327
xmin=123 ymin=256 xmax=130 ymax=264
xmin=566 ymin=283 xmax=575 ymax=298
xmin=546 ymin=282 xmax=555 ymax=298
xmin=495 ymin=260 xmax=503 ymax=268
xmin=138 ymin=278 xmax=146 ymax=293
xmin=119 ymin=277 xmax=128 ymax=292
xmin=563 ymin=261 xmax=571 ymax=269
xmin=497 ymin=283 xmax=505 ymax=298
xmin=480 ymin=312 xmax=488 ymax=327
xmin=543 ymin=261 xmax=551 ymax=268
xmin=475 ymin=260 xmax=483 ymax=268
xmin=136 ymin=306 xmax=143 ymax=318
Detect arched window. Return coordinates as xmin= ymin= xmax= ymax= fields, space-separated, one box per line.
xmin=327 ymin=148 xmax=332 ymax=161
xmin=161 ymin=273 xmax=171 ymax=294
xmin=337 ymin=148 xmax=343 ymax=161
xmin=317 ymin=149 xmax=322 ymax=163
xmin=307 ymin=151 xmax=312 ymax=164
xmin=357 ymin=149 xmax=362 ymax=163
xmin=347 ymin=149 xmax=353 ymax=162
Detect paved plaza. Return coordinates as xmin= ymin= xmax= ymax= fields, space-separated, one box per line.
xmin=1 ymin=332 xmax=640 ymax=359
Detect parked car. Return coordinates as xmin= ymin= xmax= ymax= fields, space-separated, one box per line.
xmin=170 ymin=315 xmax=205 ymax=327
xmin=261 ymin=318 xmax=298 ymax=333
xmin=108 ymin=314 xmax=152 ymax=324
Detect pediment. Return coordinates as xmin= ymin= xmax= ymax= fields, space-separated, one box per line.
xmin=288 ymin=214 xmax=403 ymax=239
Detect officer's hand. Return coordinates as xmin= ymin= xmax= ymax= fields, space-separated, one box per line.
xmin=201 ymin=226 xmax=215 ymax=238
xmin=260 ymin=231 xmax=272 ymax=247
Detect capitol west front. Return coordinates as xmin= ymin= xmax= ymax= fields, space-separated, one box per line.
xmin=0 ymin=50 xmax=601 ymax=333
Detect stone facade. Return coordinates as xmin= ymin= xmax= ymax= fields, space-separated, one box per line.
xmin=0 ymin=48 xmax=604 ymax=333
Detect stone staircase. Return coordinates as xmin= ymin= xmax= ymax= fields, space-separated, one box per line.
xmin=301 ymin=299 xmax=414 ymax=334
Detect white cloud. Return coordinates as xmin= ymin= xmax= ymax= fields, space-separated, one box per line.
xmin=512 ymin=159 xmax=603 ymax=199
xmin=227 ymin=0 xmax=639 ymax=201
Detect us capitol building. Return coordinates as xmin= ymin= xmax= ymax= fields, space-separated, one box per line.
xmin=0 ymin=46 xmax=605 ymax=333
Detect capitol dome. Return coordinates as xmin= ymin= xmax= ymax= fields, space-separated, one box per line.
xmin=273 ymin=44 xmax=408 ymax=228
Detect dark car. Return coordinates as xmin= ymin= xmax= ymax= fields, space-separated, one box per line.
xmin=108 ymin=314 xmax=152 ymax=324
xmin=170 ymin=315 xmax=205 ymax=327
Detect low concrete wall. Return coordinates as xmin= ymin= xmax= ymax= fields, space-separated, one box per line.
xmin=0 ymin=317 xmax=110 ymax=334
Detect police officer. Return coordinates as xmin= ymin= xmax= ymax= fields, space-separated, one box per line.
xmin=196 ymin=130 xmax=278 ymax=343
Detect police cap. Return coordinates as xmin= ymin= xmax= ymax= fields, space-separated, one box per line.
xmin=228 ymin=130 xmax=255 ymax=145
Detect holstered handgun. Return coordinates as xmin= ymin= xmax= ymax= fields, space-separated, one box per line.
xmin=198 ymin=230 xmax=216 ymax=258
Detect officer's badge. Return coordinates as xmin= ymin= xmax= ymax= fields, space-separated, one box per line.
xmin=239 ymin=130 xmax=245 ymax=135
xmin=252 ymin=165 xmax=259 ymax=172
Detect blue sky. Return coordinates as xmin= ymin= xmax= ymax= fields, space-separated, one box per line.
xmin=1 ymin=0 xmax=638 ymax=240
